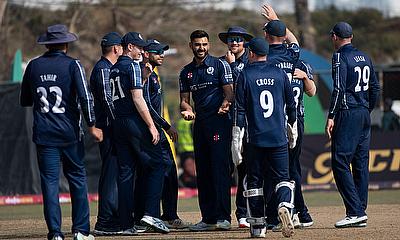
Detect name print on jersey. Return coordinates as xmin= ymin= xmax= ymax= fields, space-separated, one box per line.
xmin=256 ymin=78 xmax=275 ymax=87
xmin=275 ymin=62 xmax=293 ymax=69
xmin=354 ymin=55 xmax=366 ymax=62
xmin=40 ymin=74 xmax=57 ymax=82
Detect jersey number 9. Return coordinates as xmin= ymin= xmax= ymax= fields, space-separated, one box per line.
xmin=260 ymin=90 xmax=274 ymax=118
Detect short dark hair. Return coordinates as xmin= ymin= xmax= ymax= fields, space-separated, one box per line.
xmin=190 ymin=30 xmax=209 ymax=42
xmin=101 ymin=45 xmax=113 ymax=55
xmin=45 ymin=43 xmax=68 ymax=51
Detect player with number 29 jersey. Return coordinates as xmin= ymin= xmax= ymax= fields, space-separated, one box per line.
xmin=328 ymin=44 xmax=379 ymax=118
xmin=20 ymin=51 xmax=95 ymax=146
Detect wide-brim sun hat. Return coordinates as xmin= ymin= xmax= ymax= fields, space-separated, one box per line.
xmin=37 ymin=24 xmax=78 ymax=45
xmin=218 ymin=26 xmax=253 ymax=43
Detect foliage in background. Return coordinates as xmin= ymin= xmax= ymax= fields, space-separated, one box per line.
xmin=1 ymin=0 xmax=399 ymax=121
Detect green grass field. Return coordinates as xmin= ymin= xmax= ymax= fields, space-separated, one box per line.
xmin=0 ymin=189 xmax=399 ymax=220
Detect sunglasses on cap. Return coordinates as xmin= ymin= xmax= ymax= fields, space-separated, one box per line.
xmin=227 ymin=36 xmax=244 ymax=43
xmin=147 ymin=49 xmax=165 ymax=55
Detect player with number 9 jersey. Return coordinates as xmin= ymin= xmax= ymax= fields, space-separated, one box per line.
xmin=236 ymin=60 xmax=296 ymax=147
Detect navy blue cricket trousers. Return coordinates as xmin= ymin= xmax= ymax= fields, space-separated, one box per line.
xmin=95 ymin=125 xmax=120 ymax=231
xmin=331 ymin=108 xmax=370 ymax=217
xmin=160 ymin=137 xmax=180 ymax=221
xmin=235 ymin=147 xmax=248 ymax=220
xmin=193 ymin=114 xmax=232 ymax=224
xmin=36 ymin=142 xmax=90 ymax=240
xmin=113 ymin=116 xmax=164 ymax=229
xmin=288 ymin=117 xmax=309 ymax=217
xmin=133 ymin=134 xmax=174 ymax=223
xmin=246 ymin=144 xmax=291 ymax=218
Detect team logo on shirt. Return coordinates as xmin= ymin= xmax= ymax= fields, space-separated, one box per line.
xmin=207 ymin=66 xmax=214 ymax=75
xmin=213 ymin=133 xmax=220 ymax=142
xmin=237 ymin=63 xmax=244 ymax=71
xmin=152 ymin=76 xmax=158 ymax=83
xmin=187 ymin=72 xmax=193 ymax=79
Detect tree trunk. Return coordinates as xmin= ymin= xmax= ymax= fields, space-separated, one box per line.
xmin=294 ymin=0 xmax=316 ymax=51
xmin=0 ymin=0 xmax=7 ymax=28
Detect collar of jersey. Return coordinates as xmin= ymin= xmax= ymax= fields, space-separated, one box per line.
xmin=44 ymin=50 xmax=66 ymax=57
xmin=191 ymin=54 xmax=211 ymax=67
xmin=118 ymin=55 xmax=134 ymax=62
xmin=337 ymin=43 xmax=353 ymax=52
xmin=100 ymin=56 xmax=113 ymax=67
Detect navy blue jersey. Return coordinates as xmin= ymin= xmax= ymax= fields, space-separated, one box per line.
xmin=89 ymin=56 xmax=115 ymax=128
xmin=268 ymin=43 xmax=300 ymax=79
xmin=109 ymin=55 xmax=142 ymax=118
xmin=221 ymin=49 xmax=250 ymax=126
xmin=292 ymin=60 xmax=314 ymax=118
xmin=143 ymin=70 xmax=171 ymax=130
xmin=220 ymin=49 xmax=250 ymax=83
xmin=20 ymin=50 xmax=95 ymax=146
xmin=179 ymin=55 xmax=233 ymax=121
xmin=236 ymin=61 xmax=296 ymax=147
xmin=328 ymin=44 xmax=380 ymax=119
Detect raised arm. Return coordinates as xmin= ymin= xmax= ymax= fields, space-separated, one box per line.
xmin=261 ymin=4 xmax=299 ymax=46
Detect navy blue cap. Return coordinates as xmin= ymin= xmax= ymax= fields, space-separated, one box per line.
xmin=245 ymin=37 xmax=269 ymax=56
xmin=218 ymin=26 xmax=254 ymax=43
xmin=121 ymin=32 xmax=148 ymax=47
xmin=37 ymin=24 xmax=78 ymax=45
xmin=330 ymin=22 xmax=353 ymax=38
xmin=263 ymin=20 xmax=286 ymax=37
xmin=101 ymin=32 xmax=122 ymax=47
xmin=144 ymin=39 xmax=169 ymax=52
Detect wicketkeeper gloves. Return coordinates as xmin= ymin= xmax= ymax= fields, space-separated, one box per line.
xmin=231 ymin=126 xmax=245 ymax=166
xmin=287 ymin=120 xmax=298 ymax=149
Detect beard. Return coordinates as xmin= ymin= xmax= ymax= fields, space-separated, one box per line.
xmin=193 ymin=48 xmax=208 ymax=60
xmin=150 ymin=59 xmax=162 ymax=67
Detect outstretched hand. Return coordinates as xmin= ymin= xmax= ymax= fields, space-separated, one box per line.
xmin=261 ymin=4 xmax=279 ymax=22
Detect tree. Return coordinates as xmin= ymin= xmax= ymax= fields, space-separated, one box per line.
xmin=294 ymin=0 xmax=316 ymax=51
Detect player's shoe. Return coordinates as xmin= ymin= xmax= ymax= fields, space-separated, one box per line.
xmin=239 ymin=217 xmax=250 ymax=228
xmin=278 ymin=207 xmax=295 ymax=237
xmin=140 ymin=215 xmax=170 ymax=233
xmin=299 ymin=213 xmax=314 ymax=228
xmin=271 ymin=223 xmax=282 ymax=232
xmin=73 ymin=232 xmax=95 ymax=240
xmin=93 ymin=228 xmax=122 ymax=236
xmin=292 ymin=214 xmax=301 ymax=229
xmin=250 ymin=224 xmax=266 ymax=238
xmin=216 ymin=220 xmax=231 ymax=230
xmin=134 ymin=224 xmax=154 ymax=233
xmin=334 ymin=215 xmax=368 ymax=228
xmin=51 ymin=235 xmax=63 ymax=240
xmin=189 ymin=221 xmax=217 ymax=231
xmin=120 ymin=227 xmax=138 ymax=236
xmin=163 ymin=218 xmax=191 ymax=229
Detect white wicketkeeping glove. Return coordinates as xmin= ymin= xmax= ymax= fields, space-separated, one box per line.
xmin=231 ymin=126 xmax=245 ymax=166
xmin=287 ymin=120 xmax=298 ymax=149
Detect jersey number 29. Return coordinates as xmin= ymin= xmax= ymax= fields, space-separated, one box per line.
xmin=354 ymin=66 xmax=370 ymax=92
xmin=260 ymin=90 xmax=274 ymax=118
